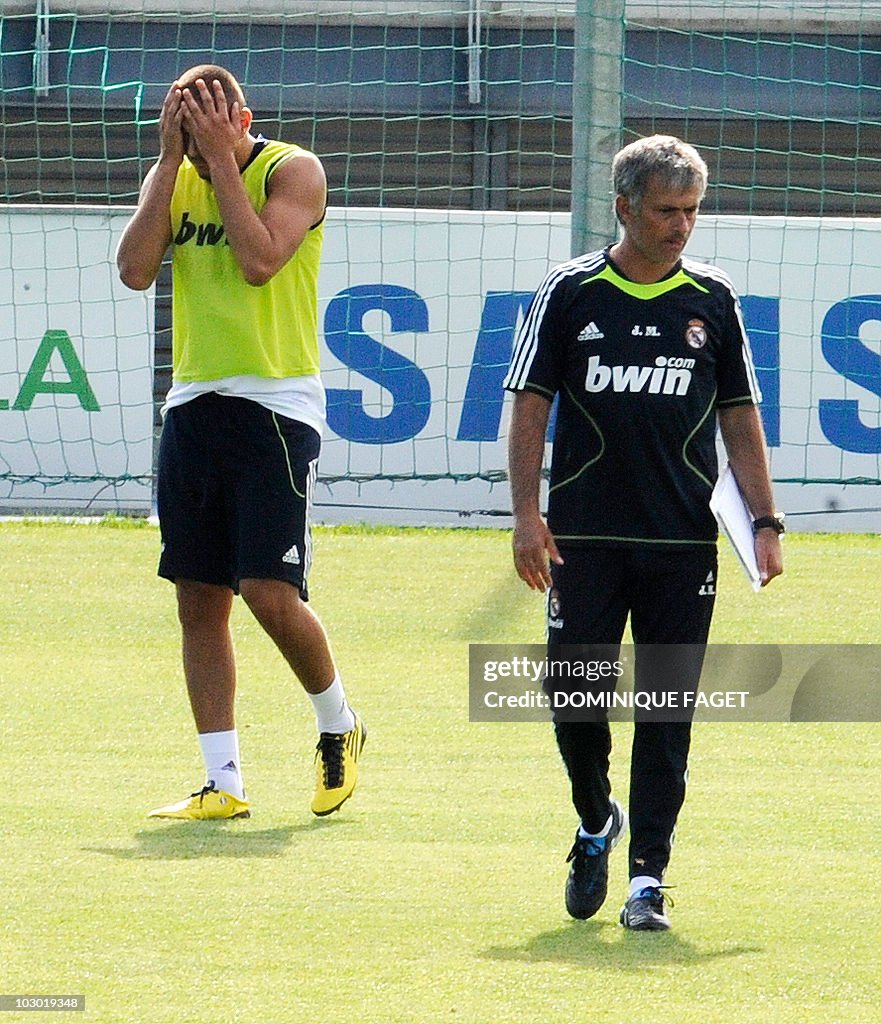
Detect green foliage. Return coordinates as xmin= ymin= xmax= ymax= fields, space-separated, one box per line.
xmin=2 ymin=524 xmax=879 ymax=1023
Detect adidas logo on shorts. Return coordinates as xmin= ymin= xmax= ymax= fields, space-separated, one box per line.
xmin=282 ymin=544 xmax=301 ymax=565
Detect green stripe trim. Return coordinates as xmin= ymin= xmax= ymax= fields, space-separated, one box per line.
xmin=548 ymin=383 xmax=605 ymax=494
xmin=519 ymin=382 xmax=556 ymax=399
xmin=681 ymin=390 xmax=717 ymax=489
xmin=272 ymin=413 xmax=305 ymax=498
xmin=582 ymin=263 xmax=710 ymax=299
xmin=716 ymin=395 xmax=755 ymax=407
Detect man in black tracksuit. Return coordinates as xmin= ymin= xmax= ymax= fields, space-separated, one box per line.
xmin=504 ymin=135 xmax=784 ymax=930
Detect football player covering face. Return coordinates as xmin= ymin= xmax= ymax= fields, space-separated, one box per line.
xmin=610 ymin=177 xmax=702 ymax=284
xmin=177 ymin=75 xmax=254 ymax=182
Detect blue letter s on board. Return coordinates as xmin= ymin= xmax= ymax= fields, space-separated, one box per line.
xmin=325 ymin=285 xmax=431 ymax=444
xmin=819 ymin=295 xmax=881 ymax=454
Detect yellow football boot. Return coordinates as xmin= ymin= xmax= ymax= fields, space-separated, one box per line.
xmin=311 ymin=715 xmax=366 ymax=816
xmin=148 ymin=783 xmax=251 ymax=820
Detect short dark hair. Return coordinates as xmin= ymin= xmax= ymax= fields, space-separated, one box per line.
xmin=176 ymin=64 xmax=246 ymax=111
xmin=612 ymin=135 xmax=708 ymax=212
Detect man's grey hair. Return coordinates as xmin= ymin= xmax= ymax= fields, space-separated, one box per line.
xmin=612 ymin=135 xmax=708 ymax=214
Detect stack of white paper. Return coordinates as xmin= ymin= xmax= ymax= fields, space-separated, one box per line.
xmin=710 ymin=466 xmax=762 ymax=592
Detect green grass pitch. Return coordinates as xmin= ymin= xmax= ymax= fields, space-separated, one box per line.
xmin=2 ymin=520 xmax=879 ymax=1023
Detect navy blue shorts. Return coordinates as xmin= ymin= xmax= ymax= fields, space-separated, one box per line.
xmin=157 ymin=393 xmax=320 ymax=598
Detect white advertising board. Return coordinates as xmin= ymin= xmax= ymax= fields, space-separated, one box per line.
xmin=316 ymin=209 xmax=881 ymax=531
xmin=689 ymin=216 xmax=881 ymax=533
xmin=1 ymin=205 xmax=879 ymax=531
xmin=0 ymin=206 xmax=154 ymax=512
xmin=316 ymin=208 xmax=572 ymax=524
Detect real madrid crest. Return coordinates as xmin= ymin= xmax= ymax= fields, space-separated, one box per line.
xmin=685 ymin=318 xmax=707 ymax=350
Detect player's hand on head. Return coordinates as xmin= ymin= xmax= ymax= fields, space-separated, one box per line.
xmin=180 ymin=78 xmax=242 ymax=165
xmin=158 ymin=82 xmax=185 ymax=164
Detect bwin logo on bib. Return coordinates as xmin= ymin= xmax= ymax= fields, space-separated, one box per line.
xmin=584 ymin=354 xmax=694 ymax=395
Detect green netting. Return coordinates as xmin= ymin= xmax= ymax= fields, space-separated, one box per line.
xmin=0 ymin=1 xmax=878 ymax=522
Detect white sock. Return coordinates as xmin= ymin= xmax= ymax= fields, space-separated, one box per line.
xmin=309 ymin=675 xmax=356 ymax=734
xmin=578 ymin=812 xmax=613 ymax=840
xmin=630 ymin=875 xmax=662 ymax=897
xmin=198 ymin=729 xmax=245 ymax=800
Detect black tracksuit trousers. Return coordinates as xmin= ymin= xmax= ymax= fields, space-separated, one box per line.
xmin=547 ymin=545 xmax=717 ymax=883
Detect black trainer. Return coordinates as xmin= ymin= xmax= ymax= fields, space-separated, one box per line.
xmin=620 ymin=886 xmax=673 ymax=931
xmin=564 ymin=798 xmax=628 ymax=920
